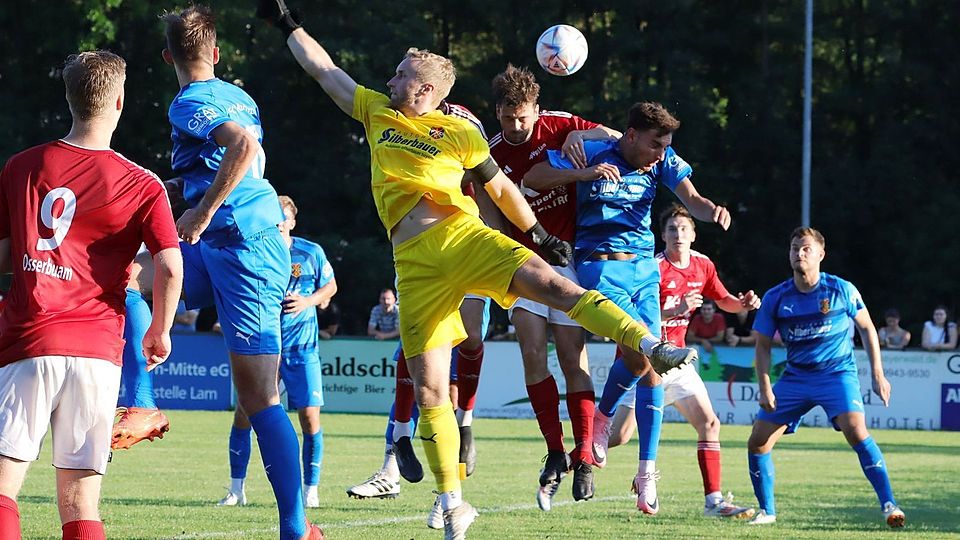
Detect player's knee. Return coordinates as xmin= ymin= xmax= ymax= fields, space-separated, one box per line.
xmin=701 ymin=415 xmax=720 ymax=439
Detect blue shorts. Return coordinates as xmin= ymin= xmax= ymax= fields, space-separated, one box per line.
xmin=392 ymin=296 xmax=491 ymax=383
xmin=280 ymin=350 xmax=324 ymax=409
xmin=756 ymin=368 xmax=864 ymax=434
xmin=182 ymin=227 xmax=290 ymax=355
xmin=576 ymin=257 xmax=661 ymax=337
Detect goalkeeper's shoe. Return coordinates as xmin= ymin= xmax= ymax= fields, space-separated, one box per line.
xmin=346 ymin=470 xmax=400 ymax=499
xmin=427 ymin=492 xmax=444 ymax=529
xmin=111 ymin=407 xmax=170 ymax=450
xmin=216 ymin=488 xmax=247 ymax=507
xmin=443 ymin=500 xmax=478 ymax=540
xmin=883 ymin=502 xmax=905 ymax=528
xmin=703 ymin=492 xmax=755 ymax=519
xmin=649 ymin=342 xmax=698 ymax=374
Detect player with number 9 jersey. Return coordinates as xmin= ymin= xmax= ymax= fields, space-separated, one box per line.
xmin=0 ymin=142 xmax=179 ymax=365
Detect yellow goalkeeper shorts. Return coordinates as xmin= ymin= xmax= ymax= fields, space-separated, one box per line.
xmin=394 ymin=211 xmax=535 ymax=357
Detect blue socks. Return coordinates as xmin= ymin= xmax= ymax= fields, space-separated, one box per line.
xmin=635 ymin=384 xmax=664 ymax=461
xmin=853 ymin=436 xmax=896 ymax=509
xmin=302 ymin=429 xmax=324 ymax=487
xmin=228 ymin=426 xmax=252 ymax=480
xmin=748 ymin=452 xmax=776 ymax=515
xmin=597 ymin=358 xmax=640 ymax=416
xmin=249 ymin=405 xmax=306 ymax=540
xmin=120 ymin=289 xmax=157 ymax=409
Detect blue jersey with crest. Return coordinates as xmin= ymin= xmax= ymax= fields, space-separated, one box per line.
xmin=547 ymin=141 xmax=691 ymax=262
xmin=753 ymin=272 xmax=863 ymax=374
xmin=282 ymin=237 xmax=335 ymax=361
xmin=168 ymin=78 xmax=283 ymax=241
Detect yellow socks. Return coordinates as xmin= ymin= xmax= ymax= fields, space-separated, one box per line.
xmin=418 ymin=404 xmax=462 ymax=493
xmin=566 ymin=290 xmax=652 ymax=352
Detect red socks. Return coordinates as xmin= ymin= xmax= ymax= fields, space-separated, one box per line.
xmin=394 ymin=349 xmax=415 ymax=423
xmin=697 ymin=440 xmax=722 ymax=494
xmin=62 ymin=520 xmax=105 ymax=540
xmin=0 ymin=494 xmax=20 ymax=540
xmin=526 ymin=376 xmax=564 ymax=452
xmin=566 ymin=390 xmax=595 ymax=464
xmin=455 ymin=344 xmax=483 ymax=411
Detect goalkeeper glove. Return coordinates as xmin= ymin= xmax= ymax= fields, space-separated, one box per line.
xmin=256 ymin=0 xmax=302 ymax=37
xmin=525 ymin=222 xmax=572 ymax=267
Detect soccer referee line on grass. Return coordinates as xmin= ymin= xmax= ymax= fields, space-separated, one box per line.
xmin=171 ymin=495 xmax=637 ymax=538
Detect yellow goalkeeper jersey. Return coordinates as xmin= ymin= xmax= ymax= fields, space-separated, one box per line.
xmin=351 ymin=85 xmax=489 ymax=237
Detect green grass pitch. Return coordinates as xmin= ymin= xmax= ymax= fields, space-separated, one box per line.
xmin=16 ymin=411 xmax=960 ymax=539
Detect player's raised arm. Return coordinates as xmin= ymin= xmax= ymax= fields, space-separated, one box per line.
xmin=257 ymin=0 xmax=357 ymax=115
xmin=673 ymin=178 xmax=731 ymax=230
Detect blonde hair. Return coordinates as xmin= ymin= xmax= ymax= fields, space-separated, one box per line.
xmin=162 ymin=5 xmax=217 ymax=62
xmin=405 ymin=48 xmax=456 ymax=102
xmin=62 ymin=51 xmax=126 ymax=121
xmin=278 ymin=195 xmax=298 ymax=218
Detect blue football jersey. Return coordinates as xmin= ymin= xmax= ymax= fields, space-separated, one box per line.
xmin=168 ymin=78 xmax=283 ymax=241
xmin=753 ymin=272 xmax=864 ymax=374
xmin=547 ymin=141 xmax=691 ymax=262
xmin=281 ymin=237 xmax=335 ymax=359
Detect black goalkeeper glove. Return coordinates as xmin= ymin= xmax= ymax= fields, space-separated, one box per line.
xmin=525 ymin=222 xmax=572 ymax=267
xmin=256 ymin=0 xmax=302 ymax=37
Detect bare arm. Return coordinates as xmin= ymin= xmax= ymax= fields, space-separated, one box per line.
xmin=177 ymin=122 xmax=260 ymax=244
xmin=483 ymin=171 xmax=538 ymax=233
xmin=523 ymin=160 xmax=620 ymax=191
xmin=144 ymin=247 xmax=184 ymax=370
xmin=286 ymin=28 xmax=358 ymax=116
xmin=853 ymin=308 xmax=891 ymax=405
xmin=673 ymin=178 xmax=731 ymax=230
xmin=755 ymin=332 xmax=776 ymax=411
xmin=282 ymin=278 xmax=338 ymax=315
xmin=561 ymin=126 xmax=623 ymax=168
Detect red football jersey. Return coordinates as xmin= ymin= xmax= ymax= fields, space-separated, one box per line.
xmin=489 ymin=111 xmax=598 ymax=250
xmin=657 ymin=250 xmax=731 ymax=347
xmin=0 ymin=141 xmax=180 ymax=366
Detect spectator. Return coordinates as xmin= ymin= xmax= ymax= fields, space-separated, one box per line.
xmin=725 ymin=310 xmax=757 ymax=347
xmin=686 ymin=300 xmax=727 ymax=353
xmin=368 ymin=287 xmax=400 ymax=340
xmin=317 ymin=299 xmax=341 ymax=339
xmin=921 ymin=305 xmax=958 ymax=351
xmin=878 ymin=308 xmax=911 ymax=350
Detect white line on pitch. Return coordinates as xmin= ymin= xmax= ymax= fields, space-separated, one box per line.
xmin=171 ymin=495 xmax=636 ymax=539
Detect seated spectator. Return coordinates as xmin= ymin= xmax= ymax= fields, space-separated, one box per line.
xmin=686 ymin=299 xmax=727 ymax=353
xmin=367 ymin=287 xmax=400 ymax=340
xmin=317 ymin=299 xmax=341 ymax=339
xmin=724 ymin=310 xmax=756 ymax=347
xmin=878 ymin=308 xmax=911 ymax=350
xmin=921 ymin=305 xmax=958 ymax=351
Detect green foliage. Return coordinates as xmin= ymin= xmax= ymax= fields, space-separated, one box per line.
xmin=0 ymin=0 xmax=957 ymax=332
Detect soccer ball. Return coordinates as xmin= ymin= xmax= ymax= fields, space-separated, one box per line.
xmin=535 ymin=24 xmax=589 ymax=76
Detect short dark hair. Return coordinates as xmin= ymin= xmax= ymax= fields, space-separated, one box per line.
xmin=162 ymin=5 xmax=217 ymax=62
xmin=790 ymin=227 xmax=826 ymax=249
xmin=62 ymin=50 xmax=126 ymax=121
xmin=659 ymin=203 xmax=694 ymax=231
xmin=627 ymin=102 xmax=680 ymax=136
xmin=492 ymin=64 xmax=540 ymax=108
xmin=883 ymin=308 xmax=900 ymax=319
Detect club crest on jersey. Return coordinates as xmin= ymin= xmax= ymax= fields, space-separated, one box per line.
xmin=429 ymin=126 xmax=445 ymax=140
xmin=291 ymin=263 xmax=303 ymax=278
xmin=819 ymin=298 xmax=831 ymax=314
